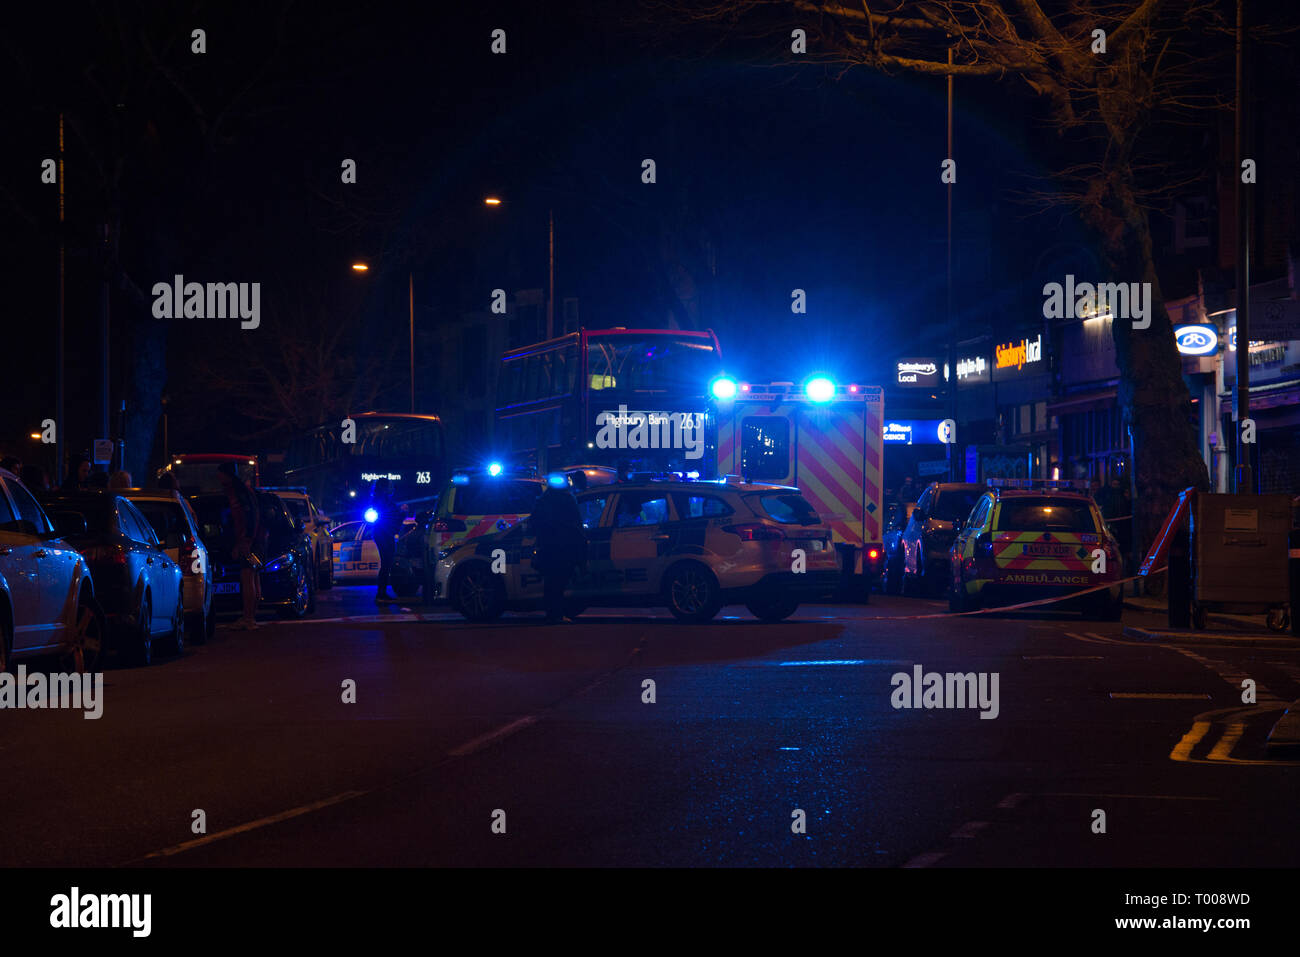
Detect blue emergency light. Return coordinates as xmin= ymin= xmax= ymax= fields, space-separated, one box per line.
xmin=364 ymin=507 xmax=379 ymax=523
xmin=487 ymin=462 xmax=503 ymax=477
xmin=710 ymin=376 xmax=738 ymax=400
xmin=805 ymin=376 xmax=835 ymax=403
xmin=546 ymin=472 xmax=569 ymax=488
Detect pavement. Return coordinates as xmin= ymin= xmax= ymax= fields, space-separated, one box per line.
xmin=3 ymin=585 xmax=1299 ymax=867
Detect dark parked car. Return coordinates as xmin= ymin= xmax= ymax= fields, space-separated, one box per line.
xmin=900 ymin=482 xmax=984 ymax=597
xmin=37 ymin=490 xmax=185 ymax=666
xmin=190 ymin=490 xmax=316 ymax=619
xmin=882 ymin=500 xmax=919 ymax=595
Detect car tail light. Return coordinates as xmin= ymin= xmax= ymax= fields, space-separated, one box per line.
xmin=87 ymin=545 xmax=127 ymax=565
xmin=867 ymin=548 xmax=879 ymax=560
xmin=723 ymin=523 xmax=784 ymax=542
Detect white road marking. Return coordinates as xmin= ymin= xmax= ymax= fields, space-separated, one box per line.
xmin=448 ymin=716 xmax=539 ymax=757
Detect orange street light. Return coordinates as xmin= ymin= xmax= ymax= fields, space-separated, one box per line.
xmin=351 ymin=262 xmax=369 ymax=272
xmin=483 ymin=197 xmax=502 ymax=206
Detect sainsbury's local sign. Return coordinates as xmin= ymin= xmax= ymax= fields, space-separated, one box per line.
xmin=992 ymin=333 xmax=1044 ymax=382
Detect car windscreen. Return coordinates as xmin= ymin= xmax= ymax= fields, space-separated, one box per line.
xmin=191 ymin=496 xmax=230 ymax=544
xmin=995 ymin=498 xmax=1098 ymax=533
xmin=131 ymin=499 xmax=190 ymax=548
xmin=932 ymin=489 xmax=982 ymax=522
xmin=750 ymin=493 xmax=819 ymax=525
xmin=446 ymin=481 xmax=541 ymax=516
xmin=280 ymin=497 xmax=309 ymax=523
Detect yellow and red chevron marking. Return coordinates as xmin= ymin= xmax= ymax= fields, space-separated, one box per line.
xmin=797 ymin=407 xmax=866 ymax=547
xmin=861 ymin=396 xmax=883 ymax=543
xmin=992 ymin=531 xmax=1090 ymax=571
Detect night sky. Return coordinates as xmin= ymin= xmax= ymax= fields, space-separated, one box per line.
xmin=3 ymin=0 xmax=1285 ymax=468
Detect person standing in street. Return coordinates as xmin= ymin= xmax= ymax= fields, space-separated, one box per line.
xmin=369 ymin=478 xmax=404 ymax=604
xmin=530 ymin=474 xmax=588 ymax=624
xmin=218 ymin=461 xmax=263 ymax=630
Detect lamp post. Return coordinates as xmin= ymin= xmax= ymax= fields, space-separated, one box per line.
xmin=484 ymin=197 xmax=555 ymax=340
xmin=352 ymin=262 xmax=416 ymax=413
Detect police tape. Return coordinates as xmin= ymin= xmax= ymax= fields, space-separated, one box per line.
xmin=867 ymin=566 xmax=1166 ymax=620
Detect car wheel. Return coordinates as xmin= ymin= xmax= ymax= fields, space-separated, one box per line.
xmin=949 ymin=582 xmax=968 ymax=613
xmin=663 ymin=562 xmax=722 ymax=623
xmin=452 ymin=563 xmax=505 ymax=621
xmin=278 ymin=561 xmax=311 ymax=619
xmin=745 ymin=594 xmax=799 ymax=622
xmin=168 ymin=587 xmax=186 ymax=656
xmin=885 ymin=557 xmax=902 ymax=595
xmin=132 ymin=596 xmax=154 ymax=667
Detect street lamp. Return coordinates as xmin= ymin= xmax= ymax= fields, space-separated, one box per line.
xmin=351 ymin=261 xmax=414 ymax=413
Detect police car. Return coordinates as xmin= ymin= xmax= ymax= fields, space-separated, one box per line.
xmin=432 ymin=477 xmax=840 ymax=623
xmin=423 ymin=466 xmax=545 ymax=594
xmin=947 ymin=480 xmax=1123 ymax=619
xmin=330 ymin=518 xmax=421 ymax=595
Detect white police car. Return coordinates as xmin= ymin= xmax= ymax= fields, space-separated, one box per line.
xmin=432 ymin=478 xmax=840 ymax=622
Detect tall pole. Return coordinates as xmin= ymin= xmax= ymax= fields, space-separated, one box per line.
xmin=945 ymin=43 xmax=955 ymax=480
xmin=56 ymin=113 xmax=66 ymax=485
xmin=1234 ymin=0 xmax=1252 ymax=493
xmin=409 ymin=272 xmax=415 ymax=413
xmin=547 ymin=209 xmax=555 ymax=340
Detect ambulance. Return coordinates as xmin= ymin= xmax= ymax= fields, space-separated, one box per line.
xmin=712 ymin=377 xmax=885 ymax=597
xmin=947 ymin=479 xmax=1124 ymax=619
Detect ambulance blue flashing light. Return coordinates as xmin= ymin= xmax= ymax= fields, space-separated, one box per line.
xmin=546 ymin=472 xmax=569 ymax=488
xmin=487 ymin=462 xmax=503 ymax=477
xmin=710 ymin=376 xmax=738 ymax=400
xmin=451 ymin=474 xmax=470 ymax=485
xmin=805 ymin=376 xmax=835 ymax=403
xmin=364 ymin=507 xmax=379 ymax=523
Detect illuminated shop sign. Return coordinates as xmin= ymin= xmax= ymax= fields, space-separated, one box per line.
xmin=1173 ymin=324 xmax=1219 ymax=356
xmin=955 ymin=354 xmax=989 ymax=386
xmin=992 ymin=333 xmax=1044 ymax=381
xmin=896 ymin=359 xmax=940 ymax=388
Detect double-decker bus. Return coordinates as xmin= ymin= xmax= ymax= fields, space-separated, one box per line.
xmin=495 ymin=327 xmax=724 ymax=475
xmin=283 ymin=412 xmax=446 ymax=522
xmin=157 ymin=453 xmax=259 ymax=495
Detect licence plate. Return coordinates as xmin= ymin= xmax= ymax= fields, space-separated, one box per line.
xmin=793 ymin=540 xmax=824 ymax=551
xmin=214 ymin=582 xmax=240 ymax=594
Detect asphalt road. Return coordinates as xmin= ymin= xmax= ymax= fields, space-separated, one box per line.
xmin=4 ymin=585 xmax=1298 ymax=867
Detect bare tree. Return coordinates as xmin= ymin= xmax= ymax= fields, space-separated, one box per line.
xmin=653 ymin=0 xmax=1257 ymax=557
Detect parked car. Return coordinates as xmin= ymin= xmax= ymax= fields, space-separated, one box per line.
xmin=261 ymin=486 xmax=334 ymax=591
xmin=433 ymin=479 xmax=839 ymax=623
xmin=900 ymin=482 xmax=985 ymax=597
xmin=123 ymin=488 xmax=214 ymax=643
xmin=0 ymin=469 xmax=105 ymax=672
xmin=37 ymin=489 xmax=185 ymax=666
xmin=190 ymin=491 xmax=316 ymax=619
xmin=948 ymin=483 xmax=1124 ymax=619
xmin=882 ymin=500 xmax=919 ymax=594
